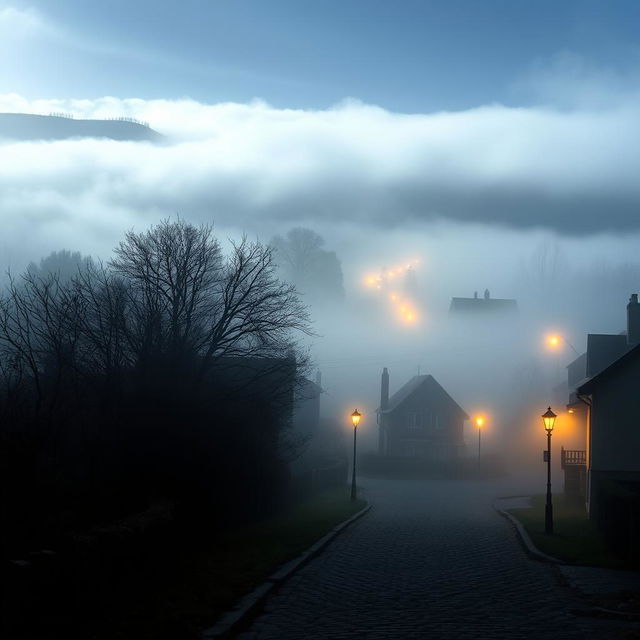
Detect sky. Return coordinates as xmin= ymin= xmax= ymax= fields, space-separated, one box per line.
xmin=2 ymin=1 xmax=640 ymax=448
xmin=3 ymin=0 xmax=640 ymax=111
xmin=2 ymin=1 xmax=640 ymax=266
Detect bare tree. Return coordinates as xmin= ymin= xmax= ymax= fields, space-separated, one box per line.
xmin=270 ymin=227 xmax=325 ymax=275
xmin=0 ymin=270 xmax=85 ymax=442
xmin=517 ymin=240 xmax=570 ymax=303
xmin=0 ymin=220 xmax=315 ymax=553
xmin=110 ymin=219 xmax=311 ymax=385
xmin=27 ymin=249 xmax=93 ymax=282
xmin=270 ymin=227 xmax=344 ymax=301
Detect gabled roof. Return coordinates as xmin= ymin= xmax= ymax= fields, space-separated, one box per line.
xmin=578 ymin=341 xmax=640 ymax=395
xmin=586 ymin=333 xmax=629 ymax=378
xmin=381 ymin=374 xmax=469 ymax=419
xmin=449 ymin=297 xmax=517 ymax=314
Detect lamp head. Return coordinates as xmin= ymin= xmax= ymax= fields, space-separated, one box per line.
xmin=542 ymin=406 xmax=557 ymax=433
xmin=351 ymin=409 xmax=362 ymax=427
xmin=547 ymin=335 xmax=561 ymax=348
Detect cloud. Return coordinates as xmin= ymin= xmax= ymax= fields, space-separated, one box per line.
xmin=1 ymin=92 xmax=640 ymax=268
xmin=0 ymin=6 xmax=52 ymax=38
xmin=512 ymin=51 xmax=640 ymax=110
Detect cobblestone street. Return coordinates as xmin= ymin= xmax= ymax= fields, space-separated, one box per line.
xmin=240 ymin=475 xmax=625 ymax=639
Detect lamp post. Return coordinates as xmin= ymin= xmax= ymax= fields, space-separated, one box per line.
xmin=475 ymin=416 xmax=484 ymax=463
xmin=546 ymin=333 xmax=579 ymax=356
xmin=350 ymin=409 xmax=361 ymax=502
xmin=542 ymin=406 xmax=556 ymax=534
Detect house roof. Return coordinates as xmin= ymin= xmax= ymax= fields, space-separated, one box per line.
xmin=449 ymin=297 xmax=517 ymax=314
xmin=381 ymin=374 xmax=469 ymax=419
xmin=586 ymin=333 xmax=629 ymax=378
xmin=578 ymin=341 xmax=640 ymax=395
xmin=566 ymin=352 xmax=587 ymax=390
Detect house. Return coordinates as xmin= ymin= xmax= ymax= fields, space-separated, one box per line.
xmin=449 ymin=289 xmax=518 ymax=315
xmin=562 ymin=334 xmax=631 ymax=499
xmin=377 ymin=367 xmax=468 ymax=459
xmin=559 ymin=294 xmax=640 ymax=560
xmin=576 ymin=294 xmax=640 ymax=521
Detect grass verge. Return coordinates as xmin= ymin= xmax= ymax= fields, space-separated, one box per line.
xmin=95 ymin=486 xmax=367 ymax=639
xmin=507 ymin=494 xmax=621 ymax=568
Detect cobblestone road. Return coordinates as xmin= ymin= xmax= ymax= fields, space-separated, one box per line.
xmin=240 ymin=475 xmax=623 ymax=639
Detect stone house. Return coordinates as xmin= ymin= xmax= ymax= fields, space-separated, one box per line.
xmin=377 ymin=367 xmax=468 ymax=459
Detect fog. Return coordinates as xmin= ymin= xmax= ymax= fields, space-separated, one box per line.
xmin=7 ymin=3 xmax=640 ymax=635
xmin=305 ymin=248 xmax=633 ymax=468
xmin=3 ymin=92 xmax=640 ymax=474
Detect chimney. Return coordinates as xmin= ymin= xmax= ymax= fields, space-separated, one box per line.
xmin=627 ymin=294 xmax=640 ymax=345
xmin=380 ymin=367 xmax=389 ymax=410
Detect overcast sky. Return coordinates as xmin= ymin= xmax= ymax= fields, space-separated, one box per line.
xmin=2 ymin=0 xmax=640 ymax=281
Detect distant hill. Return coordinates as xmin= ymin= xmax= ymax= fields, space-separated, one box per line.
xmin=0 ymin=113 xmax=164 ymax=143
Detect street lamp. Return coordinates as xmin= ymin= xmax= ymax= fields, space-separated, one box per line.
xmin=475 ymin=416 xmax=485 ymax=463
xmin=350 ymin=409 xmax=362 ymax=502
xmin=542 ymin=406 xmax=557 ymax=534
xmin=545 ymin=333 xmax=579 ymax=356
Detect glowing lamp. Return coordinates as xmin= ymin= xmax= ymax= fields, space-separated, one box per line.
xmin=542 ymin=407 xmax=556 ymax=433
xmin=349 ymin=409 xmax=362 ymax=501
xmin=547 ymin=335 xmax=561 ymax=348
xmin=541 ymin=406 xmax=556 ymax=534
xmin=475 ymin=416 xmax=485 ymax=429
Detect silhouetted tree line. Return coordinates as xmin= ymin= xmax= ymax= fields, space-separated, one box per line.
xmin=270 ymin=227 xmax=345 ymax=302
xmin=0 ymin=220 xmax=311 ymax=557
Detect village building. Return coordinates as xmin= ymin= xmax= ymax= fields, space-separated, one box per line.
xmin=562 ymin=332 xmax=632 ymax=499
xmin=377 ymin=368 xmax=468 ymax=460
xmin=449 ymin=289 xmax=518 ymax=315
xmin=561 ymin=294 xmax=640 ymax=559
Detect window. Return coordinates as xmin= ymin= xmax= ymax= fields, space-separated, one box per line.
xmin=407 ymin=412 xmax=423 ymax=430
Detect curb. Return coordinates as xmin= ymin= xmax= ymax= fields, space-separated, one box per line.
xmin=200 ymin=502 xmax=372 ymax=639
xmin=493 ymin=500 xmax=564 ymax=564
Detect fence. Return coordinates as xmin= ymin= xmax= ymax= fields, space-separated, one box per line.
xmin=47 ymin=113 xmax=150 ymax=128
xmin=561 ymin=448 xmax=586 ymax=468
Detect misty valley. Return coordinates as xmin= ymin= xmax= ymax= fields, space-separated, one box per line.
xmin=3 ymin=2 xmax=640 ymax=638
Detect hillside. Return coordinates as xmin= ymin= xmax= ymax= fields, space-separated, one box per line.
xmin=0 ymin=113 xmax=164 ymax=143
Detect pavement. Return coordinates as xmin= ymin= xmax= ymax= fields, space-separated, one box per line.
xmin=233 ymin=475 xmax=640 ymax=639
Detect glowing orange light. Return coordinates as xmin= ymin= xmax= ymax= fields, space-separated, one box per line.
xmin=568 ymin=408 xmax=575 ymax=414
xmin=475 ymin=416 xmax=485 ymax=429
xmin=546 ymin=334 xmax=563 ymax=350
xmin=361 ymin=258 xmax=423 ymax=327
xmin=542 ymin=407 xmax=557 ymax=432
